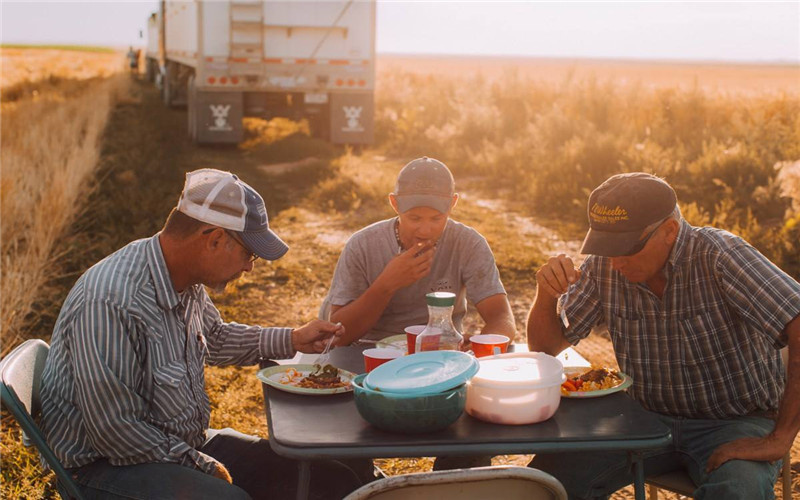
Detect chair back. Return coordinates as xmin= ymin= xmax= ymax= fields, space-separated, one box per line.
xmin=342 ymin=466 xmax=567 ymax=500
xmin=0 ymin=339 xmax=85 ymax=500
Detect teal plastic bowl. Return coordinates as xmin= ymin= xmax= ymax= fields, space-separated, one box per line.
xmin=351 ymin=373 xmax=466 ymax=434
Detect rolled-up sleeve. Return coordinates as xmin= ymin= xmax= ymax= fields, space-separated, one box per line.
xmin=197 ymin=290 xmax=295 ymax=365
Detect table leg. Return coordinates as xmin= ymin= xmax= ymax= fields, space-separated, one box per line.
xmin=296 ymin=461 xmax=311 ymax=500
xmin=630 ymin=451 xmax=645 ymax=500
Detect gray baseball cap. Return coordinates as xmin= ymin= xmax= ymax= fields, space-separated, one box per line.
xmin=394 ymin=157 xmax=455 ymax=214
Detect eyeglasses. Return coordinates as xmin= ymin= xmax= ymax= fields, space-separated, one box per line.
xmin=203 ymin=228 xmax=259 ymax=263
xmin=624 ymin=219 xmax=666 ymax=256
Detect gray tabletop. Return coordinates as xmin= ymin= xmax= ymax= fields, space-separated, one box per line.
xmin=261 ymin=345 xmax=671 ymax=461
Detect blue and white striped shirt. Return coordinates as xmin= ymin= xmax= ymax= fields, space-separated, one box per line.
xmin=560 ymin=220 xmax=800 ymax=419
xmin=40 ymin=234 xmax=295 ymax=473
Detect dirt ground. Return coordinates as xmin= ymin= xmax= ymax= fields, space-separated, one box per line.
xmin=106 ymin=78 xmax=797 ymax=499
xmin=3 ymin=70 xmax=798 ymax=498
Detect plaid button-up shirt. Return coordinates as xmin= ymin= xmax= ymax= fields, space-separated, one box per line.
xmin=40 ymin=234 xmax=295 ymax=473
xmin=560 ymin=220 xmax=800 ymax=419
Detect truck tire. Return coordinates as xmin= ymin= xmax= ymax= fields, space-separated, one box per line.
xmin=145 ymin=58 xmax=155 ymax=83
xmin=162 ymin=62 xmax=174 ymax=106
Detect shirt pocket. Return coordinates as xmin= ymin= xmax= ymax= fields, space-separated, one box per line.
xmin=678 ymin=311 xmax=737 ymax=370
xmin=150 ymin=359 xmax=191 ymax=422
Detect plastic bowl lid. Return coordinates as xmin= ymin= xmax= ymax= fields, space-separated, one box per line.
xmin=470 ymin=352 xmax=564 ymax=388
xmin=364 ymin=351 xmax=479 ymax=395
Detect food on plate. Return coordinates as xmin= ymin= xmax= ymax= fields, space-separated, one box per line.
xmin=279 ymin=364 xmax=349 ymax=389
xmin=561 ymin=367 xmax=623 ymax=394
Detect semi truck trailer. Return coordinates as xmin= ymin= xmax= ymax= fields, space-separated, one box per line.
xmin=145 ymin=0 xmax=375 ymax=145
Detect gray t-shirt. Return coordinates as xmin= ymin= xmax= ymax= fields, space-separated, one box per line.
xmin=328 ymin=218 xmax=506 ymax=341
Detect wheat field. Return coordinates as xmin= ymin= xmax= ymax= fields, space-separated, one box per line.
xmin=1 ymin=47 xmax=798 ymax=499
xmin=1 ymin=47 xmax=133 ymax=353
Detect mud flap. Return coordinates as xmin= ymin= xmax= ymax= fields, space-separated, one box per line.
xmin=330 ymin=92 xmax=374 ymax=145
xmin=193 ymin=91 xmax=243 ymax=144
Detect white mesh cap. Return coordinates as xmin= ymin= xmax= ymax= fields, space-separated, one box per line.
xmin=177 ymin=169 xmax=288 ymax=260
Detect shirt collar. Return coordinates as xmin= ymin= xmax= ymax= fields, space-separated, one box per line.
xmin=667 ymin=219 xmax=691 ymax=270
xmin=147 ymin=233 xmax=180 ymax=310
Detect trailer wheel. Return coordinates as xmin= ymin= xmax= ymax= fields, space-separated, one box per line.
xmin=162 ymin=62 xmax=176 ymax=106
xmin=145 ymin=58 xmax=155 ymax=83
xmin=308 ymin=108 xmax=331 ymax=141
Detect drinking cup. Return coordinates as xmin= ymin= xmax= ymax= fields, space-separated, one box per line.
xmin=363 ymin=348 xmax=403 ymax=372
xmin=404 ymin=325 xmax=426 ymax=354
xmin=470 ymin=334 xmax=511 ymax=358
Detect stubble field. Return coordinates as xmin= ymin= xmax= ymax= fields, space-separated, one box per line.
xmin=1 ymin=48 xmax=798 ymax=499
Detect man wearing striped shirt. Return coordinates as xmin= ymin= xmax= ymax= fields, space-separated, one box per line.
xmin=40 ymin=169 xmax=364 ymax=499
xmin=527 ymin=173 xmax=800 ymax=499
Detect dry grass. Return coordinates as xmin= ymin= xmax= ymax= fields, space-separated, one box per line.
xmin=0 ymin=50 xmax=132 ymax=353
xmin=1 ymin=48 xmax=798 ymax=499
xmin=0 ymin=47 xmax=122 ymax=90
xmin=378 ymin=54 xmax=800 ymax=96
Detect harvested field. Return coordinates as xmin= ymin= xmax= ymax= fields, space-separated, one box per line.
xmin=1 ymin=48 xmax=798 ymax=499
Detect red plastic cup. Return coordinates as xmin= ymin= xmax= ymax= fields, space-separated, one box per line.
xmin=470 ymin=334 xmax=511 ymax=358
xmin=363 ymin=348 xmax=403 ymax=372
xmin=404 ymin=325 xmax=426 ymax=354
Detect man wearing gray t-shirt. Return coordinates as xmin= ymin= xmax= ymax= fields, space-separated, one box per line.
xmin=328 ymin=157 xmax=516 ymax=345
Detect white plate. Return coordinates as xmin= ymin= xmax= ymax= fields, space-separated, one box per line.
xmin=257 ymin=364 xmax=355 ymax=395
xmin=561 ymin=370 xmax=633 ymax=398
xmin=375 ymin=334 xmax=407 ymax=353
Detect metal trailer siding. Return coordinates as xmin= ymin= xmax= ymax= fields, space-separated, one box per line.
xmin=146 ymin=14 xmax=160 ymax=59
xmin=164 ymin=0 xmax=198 ymax=68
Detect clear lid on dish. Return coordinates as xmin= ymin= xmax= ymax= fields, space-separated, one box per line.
xmin=470 ymin=352 xmax=564 ymax=388
xmin=363 ymin=350 xmax=479 ymax=394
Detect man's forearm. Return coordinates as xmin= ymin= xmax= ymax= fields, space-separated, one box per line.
xmin=771 ymin=315 xmax=800 ymax=449
xmin=527 ymin=289 xmax=571 ymax=355
xmin=330 ymin=279 xmax=397 ymax=344
xmin=480 ymin=318 xmax=516 ymax=337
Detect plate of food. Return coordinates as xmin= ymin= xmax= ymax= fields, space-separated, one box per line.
xmin=257 ymin=364 xmax=356 ymax=395
xmin=561 ymin=367 xmax=632 ymax=398
xmin=375 ymin=334 xmax=407 ymax=353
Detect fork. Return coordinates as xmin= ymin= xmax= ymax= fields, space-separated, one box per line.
xmin=315 ymin=322 xmax=340 ymax=367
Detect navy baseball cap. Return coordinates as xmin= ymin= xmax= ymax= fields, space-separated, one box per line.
xmin=580 ymin=172 xmax=677 ymax=257
xmin=177 ymin=169 xmax=289 ymax=260
xmin=394 ymin=157 xmax=455 ymax=214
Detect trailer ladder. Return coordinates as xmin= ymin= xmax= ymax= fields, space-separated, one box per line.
xmin=230 ymin=0 xmax=264 ymax=74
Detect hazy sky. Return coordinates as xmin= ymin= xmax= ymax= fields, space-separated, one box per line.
xmin=1 ymin=1 xmax=798 ymax=63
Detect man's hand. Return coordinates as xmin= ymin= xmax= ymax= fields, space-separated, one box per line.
xmin=292 ymin=320 xmax=345 ymax=354
xmin=377 ymin=240 xmax=436 ymax=292
xmin=210 ymin=461 xmax=233 ymax=483
xmin=536 ymin=254 xmax=581 ymax=299
xmin=705 ymin=434 xmax=789 ymax=473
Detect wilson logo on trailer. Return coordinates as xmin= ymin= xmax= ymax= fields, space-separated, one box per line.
xmin=209 ymin=104 xmax=233 ymax=131
xmin=342 ymin=106 xmax=364 ymax=132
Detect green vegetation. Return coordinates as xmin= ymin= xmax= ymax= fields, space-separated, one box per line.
xmin=377 ymin=68 xmax=800 ymax=277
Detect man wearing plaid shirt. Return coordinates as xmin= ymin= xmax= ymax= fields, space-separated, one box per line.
xmin=527 ymin=172 xmax=800 ymax=499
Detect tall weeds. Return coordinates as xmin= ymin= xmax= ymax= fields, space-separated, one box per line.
xmin=0 ymin=73 xmax=132 ymax=354
xmin=376 ymin=66 xmax=800 ymax=277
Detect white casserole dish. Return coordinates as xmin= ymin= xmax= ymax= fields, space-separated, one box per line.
xmin=465 ymin=351 xmax=565 ymax=425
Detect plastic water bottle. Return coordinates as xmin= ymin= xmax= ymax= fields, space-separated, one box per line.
xmin=416 ymin=292 xmax=463 ymax=352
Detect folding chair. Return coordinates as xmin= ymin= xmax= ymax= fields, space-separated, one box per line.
xmin=0 ymin=339 xmax=85 ymax=500
xmin=342 ymin=465 xmax=567 ymax=500
xmin=646 ymin=347 xmax=793 ymax=500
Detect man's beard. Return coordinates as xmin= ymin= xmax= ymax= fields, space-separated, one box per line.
xmin=208 ymin=272 xmax=242 ymax=293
